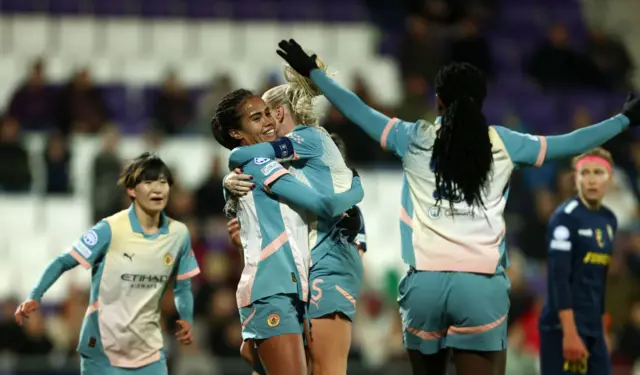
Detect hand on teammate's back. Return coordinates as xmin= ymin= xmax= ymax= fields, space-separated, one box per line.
xmin=224 ymin=168 xmax=254 ymax=196
xmin=276 ymin=39 xmax=319 ymax=77
xmin=14 ymin=299 xmax=39 ymax=326
xmin=562 ymin=331 xmax=589 ymax=362
xmin=622 ymin=92 xmax=640 ymax=126
xmin=176 ymin=320 xmax=193 ymax=345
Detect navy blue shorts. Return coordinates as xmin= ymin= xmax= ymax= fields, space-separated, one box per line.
xmin=539 ymin=330 xmax=610 ymax=375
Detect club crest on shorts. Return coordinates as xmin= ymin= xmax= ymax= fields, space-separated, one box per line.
xmin=267 ymin=313 xmax=280 ymax=327
xmin=163 ymin=253 xmax=174 ymax=267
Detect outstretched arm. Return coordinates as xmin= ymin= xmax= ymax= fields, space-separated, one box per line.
xmin=493 ymin=114 xmax=629 ymax=167
xmin=309 ymin=70 xmax=415 ymax=157
xmin=174 ymin=278 xmax=194 ymax=326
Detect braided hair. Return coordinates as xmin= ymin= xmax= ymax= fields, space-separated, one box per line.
xmin=432 ymin=62 xmax=492 ymax=210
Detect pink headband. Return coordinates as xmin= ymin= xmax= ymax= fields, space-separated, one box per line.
xmin=575 ymin=156 xmax=612 ymax=174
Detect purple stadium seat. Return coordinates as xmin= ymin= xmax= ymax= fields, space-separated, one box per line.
xmin=101 ymin=85 xmax=128 ymax=125
xmin=0 ymin=0 xmax=47 ymax=13
xmin=140 ymin=0 xmax=183 ymax=18
xmin=48 ymin=0 xmax=90 ymax=16
xmin=185 ymin=1 xmax=233 ymax=19
xmin=231 ymin=0 xmax=278 ymax=20
xmin=93 ymin=0 xmax=138 ymax=17
xmin=321 ymin=2 xmax=368 ymax=22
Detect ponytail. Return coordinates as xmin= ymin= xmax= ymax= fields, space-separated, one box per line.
xmin=432 ymin=96 xmax=492 ymax=209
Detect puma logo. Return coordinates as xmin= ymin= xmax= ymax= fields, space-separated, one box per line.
xmin=123 ymin=253 xmax=134 ymax=261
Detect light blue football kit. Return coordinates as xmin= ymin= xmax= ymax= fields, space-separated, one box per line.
xmin=229 ymin=126 xmax=364 ymax=321
xmin=231 ymin=156 xmax=363 ymax=340
xmin=304 ymin=68 xmax=630 ymax=354
xmin=28 ymin=206 xmax=200 ymax=374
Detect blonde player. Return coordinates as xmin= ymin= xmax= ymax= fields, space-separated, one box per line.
xmin=15 ymin=153 xmax=200 ymax=375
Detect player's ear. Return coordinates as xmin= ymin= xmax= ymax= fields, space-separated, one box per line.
xmin=275 ymin=105 xmax=286 ymax=122
xmin=127 ymin=187 xmax=136 ymax=200
xmin=229 ymin=129 xmax=243 ymax=140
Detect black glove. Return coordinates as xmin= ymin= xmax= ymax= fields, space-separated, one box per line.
xmin=351 ymin=168 xmax=359 ymax=178
xmin=622 ymin=92 xmax=640 ymax=126
xmin=276 ymin=39 xmax=319 ymax=77
xmin=336 ymin=206 xmax=362 ymax=243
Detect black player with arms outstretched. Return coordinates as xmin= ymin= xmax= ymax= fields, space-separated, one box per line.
xmin=539 ymin=148 xmax=617 ymax=375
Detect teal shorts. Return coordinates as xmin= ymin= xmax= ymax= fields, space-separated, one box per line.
xmin=399 ymin=268 xmax=510 ymax=355
xmin=80 ymin=353 xmax=167 ymax=375
xmin=308 ymin=242 xmax=364 ymax=321
xmin=239 ymin=293 xmax=306 ymax=341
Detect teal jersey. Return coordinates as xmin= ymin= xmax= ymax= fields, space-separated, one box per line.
xmin=229 ymin=126 xmax=357 ymax=264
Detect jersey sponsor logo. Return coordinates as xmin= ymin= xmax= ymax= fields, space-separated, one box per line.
xmin=583 ymin=251 xmax=611 ymax=266
xmin=163 ymin=253 xmax=174 ymax=267
xmin=553 ymin=225 xmax=570 ymax=240
xmin=121 ymin=273 xmax=169 ymax=289
xmin=74 ymin=241 xmax=92 ymax=258
xmin=267 ymin=313 xmax=280 ymax=327
xmin=82 ymin=230 xmax=99 ymax=247
xmin=595 ymin=228 xmax=605 ymax=248
xmin=578 ymin=229 xmax=593 ymax=237
xmin=261 ymin=161 xmax=280 ymax=176
xmin=254 ymin=157 xmax=270 ymax=165
xmin=427 ymin=205 xmax=475 ymax=220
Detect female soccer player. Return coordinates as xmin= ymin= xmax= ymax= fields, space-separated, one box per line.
xmin=223 ymin=66 xmax=366 ymax=375
xmin=211 ymin=89 xmax=364 ymax=375
xmin=15 ymin=153 xmax=200 ymax=375
xmin=227 ymin=131 xmax=367 ymax=374
xmin=539 ymin=148 xmax=617 ymax=375
xmin=273 ymin=39 xmax=640 ymax=375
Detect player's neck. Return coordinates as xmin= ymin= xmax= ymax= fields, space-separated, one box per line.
xmin=279 ymin=118 xmax=296 ymax=135
xmin=133 ymin=203 xmax=162 ymax=234
xmin=578 ymin=194 xmax=601 ymax=210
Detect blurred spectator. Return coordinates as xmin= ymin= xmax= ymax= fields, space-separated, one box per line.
xmin=197 ymin=74 xmax=235 ymax=132
xmin=587 ymin=28 xmax=634 ymax=91
xmin=449 ymin=17 xmax=493 ymax=78
xmin=615 ymin=301 xmax=640 ymax=362
xmin=152 ymin=71 xmax=194 ymax=135
xmin=13 ymin=311 xmax=54 ymax=372
xmin=394 ymin=74 xmax=436 ymax=122
xmin=206 ymin=288 xmax=242 ymax=357
xmin=0 ymin=116 xmax=31 ymax=192
xmin=194 ymin=156 xmax=226 ymax=220
xmin=7 ymin=58 xmax=54 ymax=130
xmin=257 ymin=72 xmax=281 ymax=96
xmin=44 ymin=132 xmax=72 ymax=195
xmin=526 ymin=24 xmax=602 ymax=89
xmin=92 ymin=125 xmax=123 ymax=221
xmin=398 ymin=16 xmax=446 ymax=84
xmin=601 ymin=165 xmax=638 ymax=230
xmin=55 ymin=68 xmax=109 ymax=134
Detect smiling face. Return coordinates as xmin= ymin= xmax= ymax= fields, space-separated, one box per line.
xmin=229 ymin=96 xmax=277 ymax=146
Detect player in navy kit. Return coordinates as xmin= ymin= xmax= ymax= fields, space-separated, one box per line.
xmin=539 ymin=148 xmax=617 ymax=375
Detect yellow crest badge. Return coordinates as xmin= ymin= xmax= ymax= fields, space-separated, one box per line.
xmin=163 ymin=253 xmax=174 ymax=267
xmin=267 ymin=313 xmax=280 ymax=327
xmin=595 ymin=228 xmax=604 ymax=248
xmin=607 ymin=225 xmax=614 ymax=240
